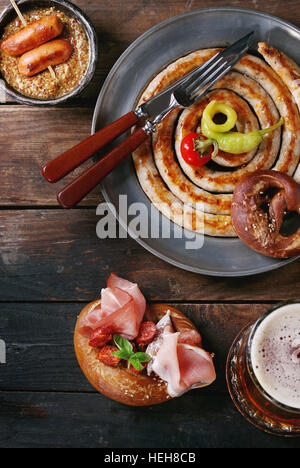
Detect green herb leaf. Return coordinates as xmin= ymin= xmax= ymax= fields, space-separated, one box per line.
xmin=133 ymin=352 xmax=151 ymax=363
xmin=112 ymin=334 xmax=151 ymax=371
xmin=113 ymin=334 xmax=133 ymax=354
xmin=129 ymin=357 xmax=144 ymax=371
xmin=112 ymin=349 xmax=132 ymax=360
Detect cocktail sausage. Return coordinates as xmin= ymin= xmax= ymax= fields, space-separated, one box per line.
xmin=1 ymin=15 xmax=63 ymax=57
xmin=18 ymin=39 xmax=73 ymax=77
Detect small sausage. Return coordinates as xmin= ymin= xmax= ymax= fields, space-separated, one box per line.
xmin=89 ymin=326 xmax=114 ymax=348
xmin=136 ymin=321 xmax=157 ymax=346
xmin=18 ymin=39 xmax=73 ymax=77
xmin=1 ymin=15 xmax=63 ymax=57
xmin=97 ymin=346 xmax=121 ymax=367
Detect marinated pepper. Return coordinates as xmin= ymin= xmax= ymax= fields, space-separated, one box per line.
xmin=201 ymin=100 xmax=284 ymax=154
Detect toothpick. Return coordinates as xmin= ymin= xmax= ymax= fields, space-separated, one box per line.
xmin=9 ymin=0 xmax=57 ymax=80
xmin=10 ymin=0 xmax=26 ymax=26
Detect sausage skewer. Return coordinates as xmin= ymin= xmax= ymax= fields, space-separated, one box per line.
xmin=1 ymin=15 xmax=64 ymax=56
xmin=18 ymin=39 xmax=73 ymax=77
xmin=9 ymin=0 xmax=26 ymax=27
xmin=8 ymin=0 xmax=57 ymax=79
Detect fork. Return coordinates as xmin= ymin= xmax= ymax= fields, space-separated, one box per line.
xmin=42 ymin=32 xmax=254 ymax=208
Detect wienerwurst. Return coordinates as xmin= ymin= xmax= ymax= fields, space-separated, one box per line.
xmin=18 ymin=39 xmax=73 ymax=77
xmin=1 ymin=15 xmax=63 ymax=57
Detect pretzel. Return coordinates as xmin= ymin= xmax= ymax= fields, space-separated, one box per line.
xmin=231 ymin=170 xmax=300 ymax=258
xmin=74 ymin=302 xmax=205 ymax=406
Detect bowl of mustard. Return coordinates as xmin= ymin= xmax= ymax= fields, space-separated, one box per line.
xmin=0 ymin=0 xmax=98 ymax=105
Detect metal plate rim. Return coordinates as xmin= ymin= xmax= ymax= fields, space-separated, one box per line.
xmin=92 ymin=6 xmax=299 ymax=277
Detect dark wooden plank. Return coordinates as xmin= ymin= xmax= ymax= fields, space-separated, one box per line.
xmin=0 ymin=302 xmax=268 ymax=392
xmin=0 ymin=390 xmax=299 ymax=448
xmin=0 ymin=209 xmax=299 ymax=301
xmin=0 ymin=106 xmax=103 ymax=206
xmin=1 ymin=0 xmax=300 ymax=48
xmin=76 ymin=0 xmax=300 ymax=38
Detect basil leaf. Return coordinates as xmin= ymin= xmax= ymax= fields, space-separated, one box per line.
xmin=112 ymin=350 xmax=132 ymax=360
xmin=129 ymin=357 xmax=144 ymax=371
xmin=113 ymin=334 xmax=133 ymax=353
xmin=112 ymin=336 xmax=150 ymax=371
xmin=133 ymin=352 xmax=151 ymax=363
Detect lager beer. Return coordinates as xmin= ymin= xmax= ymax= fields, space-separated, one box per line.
xmin=226 ymin=302 xmax=300 ymax=436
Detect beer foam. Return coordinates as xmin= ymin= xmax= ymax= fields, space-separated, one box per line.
xmin=251 ymin=304 xmax=300 ymax=410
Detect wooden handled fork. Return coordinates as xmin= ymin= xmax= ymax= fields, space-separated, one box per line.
xmin=42 ymin=32 xmax=254 ymax=208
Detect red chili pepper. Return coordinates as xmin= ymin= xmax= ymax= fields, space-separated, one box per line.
xmin=180 ymin=132 xmax=213 ymax=167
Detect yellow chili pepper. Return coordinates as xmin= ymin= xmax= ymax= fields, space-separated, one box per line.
xmin=202 ymin=100 xmax=237 ymax=133
xmin=201 ymin=101 xmax=284 ymax=154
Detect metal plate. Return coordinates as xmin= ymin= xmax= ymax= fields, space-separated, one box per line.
xmin=92 ymin=6 xmax=300 ymax=277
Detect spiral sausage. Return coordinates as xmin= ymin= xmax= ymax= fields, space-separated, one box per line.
xmin=258 ymin=42 xmax=300 ymax=116
xmin=132 ymin=46 xmax=300 ymax=237
xmin=231 ymin=170 xmax=300 ymax=258
xmin=174 ymin=72 xmax=281 ymax=194
xmin=258 ymin=42 xmax=300 ymax=184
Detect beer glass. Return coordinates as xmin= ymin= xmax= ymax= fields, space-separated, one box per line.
xmin=226 ymin=301 xmax=300 ymax=436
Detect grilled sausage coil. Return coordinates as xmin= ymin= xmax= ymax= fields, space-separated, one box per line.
xmin=132 ymin=47 xmax=300 ymax=237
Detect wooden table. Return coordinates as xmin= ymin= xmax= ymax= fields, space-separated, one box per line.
xmin=0 ymin=0 xmax=299 ymax=449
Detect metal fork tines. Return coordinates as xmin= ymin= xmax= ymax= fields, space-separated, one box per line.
xmin=186 ymin=61 xmax=232 ymax=102
xmin=173 ymin=58 xmax=231 ymax=107
xmin=175 ymin=31 xmax=254 ymax=106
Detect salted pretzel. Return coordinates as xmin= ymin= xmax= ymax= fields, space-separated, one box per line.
xmin=75 ymin=299 xmax=216 ymax=406
xmin=231 ymin=170 xmax=300 ymax=258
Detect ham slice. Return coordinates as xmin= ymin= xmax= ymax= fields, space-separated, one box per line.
xmin=149 ymin=322 xmax=216 ymax=397
xmin=177 ymin=344 xmax=216 ymax=391
xmin=177 ymin=328 xmax=202 ymax=346
xmin=79 ymin=274 xmax=146 ymax=340
xmin=146 ymin=311 xmax=174 ymax=375
xmin=101 ymin=287 xmax=131 ymax=316
xmin=107 ymin=273 xmax=146 ymax=318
